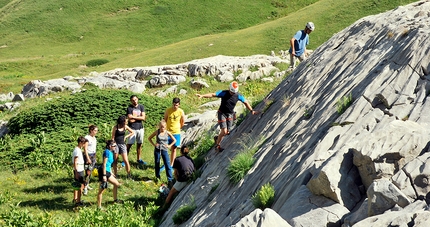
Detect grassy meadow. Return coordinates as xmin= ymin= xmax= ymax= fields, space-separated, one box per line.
xmin=0 ymin=0 xmax=419 ymax=226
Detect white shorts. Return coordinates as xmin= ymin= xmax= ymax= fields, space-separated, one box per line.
xmin=127 ymin=128 xmax=144 ymax=145
xmin=173 ymin=181 xmax=188 ymax=191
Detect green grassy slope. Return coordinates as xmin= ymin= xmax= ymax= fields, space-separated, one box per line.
xmin=0 ymin=0 xmax=416 ymax=94
xmin=0 ymin=0 xmax=318 ymax=93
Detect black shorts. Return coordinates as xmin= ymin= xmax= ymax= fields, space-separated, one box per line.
xmin=98 ymin=168 xmax=112 ymax=182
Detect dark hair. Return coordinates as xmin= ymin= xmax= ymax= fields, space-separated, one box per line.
xmin=172 ymin=97 xmax=180 ymax=104
xmin=77 ymin=136 xmax=87 ymax=144
xmin=117 ymin=115 xmax=127 ymax=125
xmin=130 ymin=95 xmax=138 ymax=100
xmin=105 ymin=140 xmax=116 ymax=149
xmin=88 ymin=125 xmax=97 ymax=133
xmin=180 ymin=145 xmax=189 ymax=155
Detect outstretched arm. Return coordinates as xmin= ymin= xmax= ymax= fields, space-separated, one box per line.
xmin=196 ymin=93 xmax=216 ymax=99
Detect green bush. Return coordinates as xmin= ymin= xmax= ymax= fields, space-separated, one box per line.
xmin=252 ymin=183 xmax=275 ymax=209
xmin=68 ymin=201 xmax=158 ymax=226
xmin=227 ymin=152 xmax=255 ymax=184
xmin=3 ymin=88 xmax=172 ymax=170
xmin=86 ymin=59 xmax=109 ymax=67
xmin=172 ymin=197 xmax=197 ymax=225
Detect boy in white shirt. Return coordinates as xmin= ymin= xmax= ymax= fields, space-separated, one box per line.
xmin=72 ymin=136 xmax=88 ymax=207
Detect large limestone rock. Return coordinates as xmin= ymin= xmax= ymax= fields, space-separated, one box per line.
xmin=159 ymin=1 xmax=430 ymax=226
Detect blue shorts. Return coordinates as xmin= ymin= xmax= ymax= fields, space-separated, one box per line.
xmin=168 ymin=134 xmax=181 ymax=148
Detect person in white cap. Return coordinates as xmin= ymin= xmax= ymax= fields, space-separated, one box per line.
xmin=289 ymin=22 xmax=315 ymax=69
xmin=196 ymin=81 xmax=258 ymax=152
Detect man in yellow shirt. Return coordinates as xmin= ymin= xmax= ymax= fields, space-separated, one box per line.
xmin=164 ymin=97 xmax=185 ymax=167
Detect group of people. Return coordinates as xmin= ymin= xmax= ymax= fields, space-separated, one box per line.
xmin=71 ymin=20 xmax=315 ymax=207
xmin=71 ymin=95 xmax=193 ymax=209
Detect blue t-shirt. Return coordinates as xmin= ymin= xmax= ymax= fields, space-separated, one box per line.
xmin=288 ymin=30 xmax=309 ymax=57
xmin=215 ymin=90 xmax=246 ymax=114
xmin=103 ymin=149 xmax=114 ymax=173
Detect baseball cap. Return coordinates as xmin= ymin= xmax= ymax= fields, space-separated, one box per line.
xmin=306 ymin=22 xmax=315 ymax=31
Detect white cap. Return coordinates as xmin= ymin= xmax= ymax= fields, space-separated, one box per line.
xmin=306 ymin=22 xmax=315 ymax=31
xmin=229 ymin=81 xmax=239 ymax=93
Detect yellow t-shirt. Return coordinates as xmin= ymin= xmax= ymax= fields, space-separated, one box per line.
xmin=165 ymin=107 xmax=183 ymax=134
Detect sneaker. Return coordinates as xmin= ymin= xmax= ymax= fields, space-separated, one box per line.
xmin=138 ymin=160 xmax=147 ymax=165
xmin=160 ymin=165 xmax=165 ymax=172
xmin=83 ymin=187 xmax=88 ymax=195
xmin=121 ymin=162 xmax=125 ymax=167
xmin=113 ymin=199 xmax=124 ymax=204
xmin=74 ymin=201 xmax=84 ymax=207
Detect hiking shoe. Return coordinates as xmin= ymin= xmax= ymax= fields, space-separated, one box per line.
xmin=121 ymin=162 xmax=125 ymax=167
xmin=160 ymin=165 xmax=165 ymax=172
xmin=138 ymin=160 xmax=147 ymax=165
xmin=113 ymin=199 xmax=124 ymax=204
xmin=83 ymin=187 xmax=88 ymax=195
xmin=216 ymin=145 xmax=224 ymax=153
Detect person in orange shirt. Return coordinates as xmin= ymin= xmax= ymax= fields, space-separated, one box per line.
xmin=164 ymin=97 xmax=185 ymax=167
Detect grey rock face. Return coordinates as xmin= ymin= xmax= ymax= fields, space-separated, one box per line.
xmin=159 ymin=1 xmax=430 ymax=226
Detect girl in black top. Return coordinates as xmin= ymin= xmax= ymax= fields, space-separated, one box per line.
xmin=111 ymin=115 xmax=134 ymax=177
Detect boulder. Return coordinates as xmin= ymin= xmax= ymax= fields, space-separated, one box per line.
xmin=234 ymin=208 xmax=291 ymax=227
xmin=367 ymin=178 xmax=411 ymax=216
xmin=279 ymin=185 xmax=349 ymax=227
xmin=353 ymin=200 xmax=427 ymax=227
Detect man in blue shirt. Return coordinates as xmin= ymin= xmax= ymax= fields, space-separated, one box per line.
xmin=289 ymin=22 xmax=315 ymax=69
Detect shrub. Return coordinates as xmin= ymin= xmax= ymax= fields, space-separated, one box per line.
xmin=86 ymin=59 xmax=109 ymax=67
xmin=227 ymin=151 xmax=255 ymax=184
xmin=172 ymin=196 xmax=196 ymax=225
xmin=252 ymin=183 xmax=275 ymax=209
xmin=336 ymin=93 xmax=353 ymax=115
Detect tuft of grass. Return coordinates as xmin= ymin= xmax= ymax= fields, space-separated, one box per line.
xmin=227 ymin=151 xmax=255 ymax=184
xmin=401 ymin=29 xmax=409 ymax=37
xmin=336 ymin=93 xmax=353 ymax=115
xmin=387 ymin=31 xmax=394 ymax=38
xmin=172 ymin=196 xmax=197 ymax=225
xmin=252 ymin=183 xmax=275 ymax=209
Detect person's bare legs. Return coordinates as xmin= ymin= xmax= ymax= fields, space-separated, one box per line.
xmin=122 ymin=152 xmax=131 ymax=175
xmin=216 ymin=128 xmax=228 ymax=146
xmin=170 ymin=146 xmax=177 ymax=167
xmin=97 ymin=187 xmax=105 ymax=208
xmin=126 ymin=144 xmax=133 ymax=161
xmin=136 ymin=143 xmax=142 ymax=161
xmin=165 ymin=187 xmax=178 ymax=205
xmin=108 ymin=176 xmax=120 ymax=200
